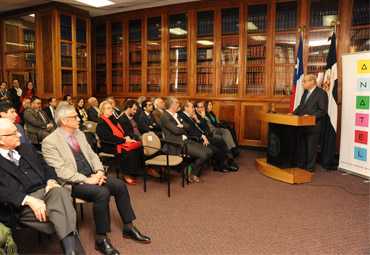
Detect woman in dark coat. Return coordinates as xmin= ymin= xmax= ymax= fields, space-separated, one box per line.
xmin=96 ymin=100 xmax=142 ymax=185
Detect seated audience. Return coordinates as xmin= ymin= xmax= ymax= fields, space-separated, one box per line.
xmin=160 ymin=97 xmax=213 ymax=183
xmin=138 ymin=100 xmax=162 ymax=138
xmin=0 ymin=102 xmax=31 ymax=144
xmin=135 ymin=96 xmax=146 ymax=117
xmin=63 ymin=94 xmax=74 ymax=106
xmin=194 ymin=101 xmax=239 ymax=169
xmin=106 ymin=96 xmax=121 ymax=119
xmin=19 ymin=81 xmax=37 ymax=113
xmin=0 ymin=81 xmax=9 ymax=101
xmin=9 ymin=79 xmax=22 ymax=113
xmin=97 ymin=101 xmax=146 ymax=184
xmin=42 ymin=104 xmax=150 ymax=255
xmin=152 ymin=98 xmax=165 ymax=125
xmin=87 ymin=97 xmax=100 ymax=122
xmin=75 ymin=97 xmax=88 ymax=126
xmin=0 ymin=118 xmax=83 ymax=255
xmin=19 ymin=98 xmax=31 ymax=124
xmin=179 ymin=101 xmax=236 ymax=173
xmin=118 ymin=100 xmax=142 ymax=141
xmin=204 ymin=100 xmax=242 ymax=157
xmin=23 ymin=96 xmax=54 ymax=143
xmin=43 ymin=97 xmax=58 ymax=124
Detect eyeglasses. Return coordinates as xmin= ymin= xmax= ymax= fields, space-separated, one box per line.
xmin=65 ymin=115 xmax=79 ymax=120
xmin=0 ymin=130 xmax=21 ymax=137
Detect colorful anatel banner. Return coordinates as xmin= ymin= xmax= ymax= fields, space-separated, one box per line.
xmin=340 ymin=52 xmax=370 ymax=178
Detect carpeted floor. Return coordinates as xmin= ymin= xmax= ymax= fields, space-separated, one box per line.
xmin=17 ymin=149 xmax=370 ymax=254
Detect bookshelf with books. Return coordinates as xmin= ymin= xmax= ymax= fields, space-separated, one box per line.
xmin=111 ymin=22 xmax=123 ymax=93
xmin=196 ymin=10 xmax=214 ymax=95
xmin=128 ymin=19 xmax=142 ymax=93
xmin=274 ymin=1 xmax=297 ymax=96
xmin=95 ymin=23 xmax=107 ymax=94
xmin=220 ymin=7 xmax=240 ymax=95
xmin=168 ymin=13 xmax=188 ymax=94
xmin=307 ymin=0 xmax=338 ymax=85
xmin=246 ymin=4 xmax=267 ymax=96
xmin=147 ymin=16 xmax=162 ymax=93
xmin=349 ymin=0 xmax=370 ymax=53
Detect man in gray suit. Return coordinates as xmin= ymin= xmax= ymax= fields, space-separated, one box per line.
xmin=292 ymin=74 xmax=328 ymax=172
xmin=42 ymin=104 xmax=150 ymax=255
xmin=160 ymin=97 xmax=213 ymax=183
xmin=0 ymin=118 xmax=83 ymax=255
xmin=23 ymin=96 xmax=54 ymax=143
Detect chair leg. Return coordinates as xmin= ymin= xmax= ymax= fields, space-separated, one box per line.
xmin=167 ymin=165 xmax=170 ymax=197
xmin=80 ymin=204 xmax=84 ymax=221
xmin=144 ymin=165 xmax=147 ymax=193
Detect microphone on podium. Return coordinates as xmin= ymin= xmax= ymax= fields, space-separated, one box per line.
xmin=266 ymin=87 xmax=293 ymax=114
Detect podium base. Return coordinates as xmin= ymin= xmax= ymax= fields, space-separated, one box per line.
xmin=255 ymin=158 xmax=312 ymax=184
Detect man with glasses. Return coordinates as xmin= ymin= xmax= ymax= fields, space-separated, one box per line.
xmin=42 ymin=104 xmax=150 ymax=255
xmin=9 ymin=79 xmax=22 ymax=112
xmin=23 ymin=96 xmax=54 ymax=143
xmin=138 ymin=100 xmax=162 ymax=138
xmin=0 ymin=118 xmax=84 ymax=255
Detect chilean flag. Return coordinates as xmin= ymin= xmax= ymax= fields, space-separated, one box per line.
xmin=290 ymin=35 xmax=304 ymax=113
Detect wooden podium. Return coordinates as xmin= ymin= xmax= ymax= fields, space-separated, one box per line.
xmin=256 ymin=111 xmax=316 ymax=184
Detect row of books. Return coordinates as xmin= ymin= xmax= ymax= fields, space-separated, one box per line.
xmin=61 ymin=56 xmax=72 ymax=67
xmin=129 ymin=84 xmax=142 ymax=92
xmin=197 ymin=73 xmax=213 ymax=85
xmin=77 ymin=72 xmax=87 ymax=84
xmin=76 ymin=30 xmax=86 ymax=44
xmin=247 ymin=66 xmax=265 ymax=72
xmin=96 ymin=74 xmax=106 ymax=85
xmin=148 ymin=84 xmax=161 ymax=93
xmin=247 ymin=13 xmax=267 ymax=33
xmin=276 ymin=11 xmax=296 ymax=30
xmin=221 ymin=73 xmax=238 ymax=85
xmin=197 ymin=48 xmax=213 ymax=61
xmin=129 ymin=72 xmax=142 ymax=86
xmin=196 ymin=84 xmax=213 ymax=94
xmin=170 ymin=73 xmax=187 ymax=85
xmin=221 ymin=37 xmax=239 ymax=47
xmin=220 ymin=84 xmax=238 ymax=94
xmin=221 ymin=15 xmax=239 ymax=35
xmin=197 ymin=18 xmax=214 ymax=37
xmin=221 ymin=67 xmax=238 ymax=74
xmin=129 ymin=44 xmax=142 ymax=51
xmin=96 ymin=85 xmax=107 ymax=93
xmin=148 ymin=51 xmax=161 ymax=63
xmin=307 ymin=65 xmax=326 ymax=73
xmin=112 ymin=74 xmax=123 ymax=85
xmin=247 ymin=37 xmax=266 ymax=45
xmin=274 ymin=72 xmax=293 ymax=87
xmin=77 ymin=85 xmax=87 ymax=94
xmin=247 ymin=59 xmax=266 ymax=65
xmin=308 ymin=54 xmax=328 ymax=64
xmin=351 ymin=28 xmax=370 ymax=40
xmin=61 ymin=26 xmax=72 ymax=41
xmin=61 ymin=43 xmax=72 ymax=56
xmin=274 ymin=85 xmax=290 ymax=95
xmin=129 ymin=52 xmax=141 ymax=65
xmin=349 ymin=41 xmax=370 ymax=53
xmin=111 ymin=85 xmax=123 ymax=93
xmin=170 ymin=84 xmax=187 ymax=94
xmin=147 ymin=24 xmax=162 ymax=41
xmin=310 ymin=8 xmax=338 ymax=28
xmin=221 ymin=50 xmax=239 ymax=65
xmin=275 ymin=46 xmax=295 ymax=64
xmin=148 ymin=69 xmax=161 ymax=75
xmin=112 ymin=53 xmax=123 ymax=65
xmin=169 ymin=17 xmax=187 ymax=39
xmin=96 ymin=47 xmax=106 ymax=55
xmin=170 ymin=48 xmax=187 ymax=63
xmin=248 ymin=46 xmax=266 ymax=58
xmin=246 ymin=72 xmax=265 ymax=86
xmin=170 ymin=40 xmax=187 ymax=47
xmin=245 ymin=84 xmax=265 ymax=95
xmin=308 ymin=44 xmax=329 ymax=53
xmin=62 ymin=85 xmax=73 ymax=95
xmin=96 ymin=55 xmax=106 ymax=65
xmin=77 ymin=57 xmax=87 ymax=69
xmin=112 ymin=28 xmax=123 ymax=45
xmin=23 ymin=30 xmax=35 ymax=49
xmin=62 ymin=71 xmax=73 ymax=84
xmin=352 ymin=4 xmax=370 ymax=26
xmin=129 ymin=25 xmax=142 ymax=43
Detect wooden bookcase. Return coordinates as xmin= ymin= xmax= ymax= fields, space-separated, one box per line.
xmin=0 ymin=3 xmax=91 ymax=100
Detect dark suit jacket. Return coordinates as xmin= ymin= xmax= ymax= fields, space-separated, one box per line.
xmin=179 ymin=112 xmax=204 ymax=140
xmin=160 ymin=110 xmax=190 ymax=155
xmin=293 ymin=86 xmax=328 ymax=133
xmin=117 ymin=113 xmax=140 ymax=140
xmin=23 ymin=108 xmax=53 ymax=142
xmin=9 ymin=87 xmax=21 ymax=112
xmin=195 ymin=112 xmax=213 ymax=136
xmin=0 ymin=143 xmax=58 ymax=225
xmin=42 ymin=106 xmax=55 ymax=122
xmin=137 ymin=111 xmax=162 ymax=137
xmin=87 ymin=107 xmax=99 ymax=122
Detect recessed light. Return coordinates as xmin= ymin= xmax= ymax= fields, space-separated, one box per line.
xmin=75 ymin=0 xmax=115 ymax=8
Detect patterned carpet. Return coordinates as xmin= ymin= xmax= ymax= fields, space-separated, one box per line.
xmin=17 ymin=149 xmax=370 ymax=254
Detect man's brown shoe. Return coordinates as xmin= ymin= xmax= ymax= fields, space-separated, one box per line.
xmin=190 ymin=174 xmax=203 ymax=183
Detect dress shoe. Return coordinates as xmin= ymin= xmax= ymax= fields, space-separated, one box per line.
xmin=123 ymin=176 xmax=137 ymax=185
xmin=227 ymin=159 xmax=239 ymax=169
xmin=123 ymin=227 xmax=151 ymax=244
xmin=189 ymin=174 xmax=204 ymax=183
xmin=95 ymin=238 xmax=120 ymax=255
xmin=232 ymin=148 xmax=243 ymax=157
xmin=226 ymin=165 xmax=238 ymax=172
xmin=147 ymin=168 xmax=160 ymax=178
xmin=213 ymin=167 xmax=229 ymax=173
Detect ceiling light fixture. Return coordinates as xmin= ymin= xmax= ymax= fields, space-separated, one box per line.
xmin=75 ymin=0 xmax=115 ymax=8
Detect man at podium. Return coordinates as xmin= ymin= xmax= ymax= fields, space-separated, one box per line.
xmin=292 ymin=74 xmax=328 ymax=173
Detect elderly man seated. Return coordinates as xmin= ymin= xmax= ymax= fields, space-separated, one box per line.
xmin=42 ymin=104 xmax=150 ymax=255
xmin=0 ymin=118 xmax=83 ymax=255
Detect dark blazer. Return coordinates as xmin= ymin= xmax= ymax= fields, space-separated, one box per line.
xmin=179 ymin=112 xmax=204 ymax=140
xmin=9 ymin=87 xmax=21 ymax=112
xmin=137 ymin=111 xmax=162 ymax=137
xmin=293 ymin=86 xmax=328 ymax=133
xmin=195 ymin=112 xmax=212 ymax=136
xmin=0 ymin=143 xmax=58 ymax=225
xmin=160 ymin=110 xmax=190 ymax=155
xmin=87 ymin=107 xmax=99 ymax=122
xmin=117 ymin=113 xmax=140 ymax=140
xmin=42 ymin=106 xmax=55 ymax=122
xmin=96 ymin=117 xmax=126 ymax=155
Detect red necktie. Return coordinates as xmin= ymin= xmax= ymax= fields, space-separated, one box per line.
xmin=70 ymin=133 xmax=79 ymax=152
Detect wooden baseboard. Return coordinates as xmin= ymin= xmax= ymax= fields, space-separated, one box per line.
xmin=255 ymin=158 xmax=312 ymax=184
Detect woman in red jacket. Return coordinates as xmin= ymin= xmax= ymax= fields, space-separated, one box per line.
xmin=19 ymin=81 xmax=37 ymax=113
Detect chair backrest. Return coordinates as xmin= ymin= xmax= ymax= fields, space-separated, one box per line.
xmin=142 ymin=133 xmax=161 ymax=156
xmin=83 ymin=121 xmax=97 ymax=133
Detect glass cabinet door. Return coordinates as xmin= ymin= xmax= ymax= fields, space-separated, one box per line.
xmin=129 ymin=19 xmax=142 ymax=93
xmin=95 ymin=23 xmax=107 ymax=93
xmin=147 ymin=16 xmax=162 ymax=93
xmin=111 ymin=21 xmax=123 ymax=93
xmin=349 ymin=0 xmax=370 ymax=53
